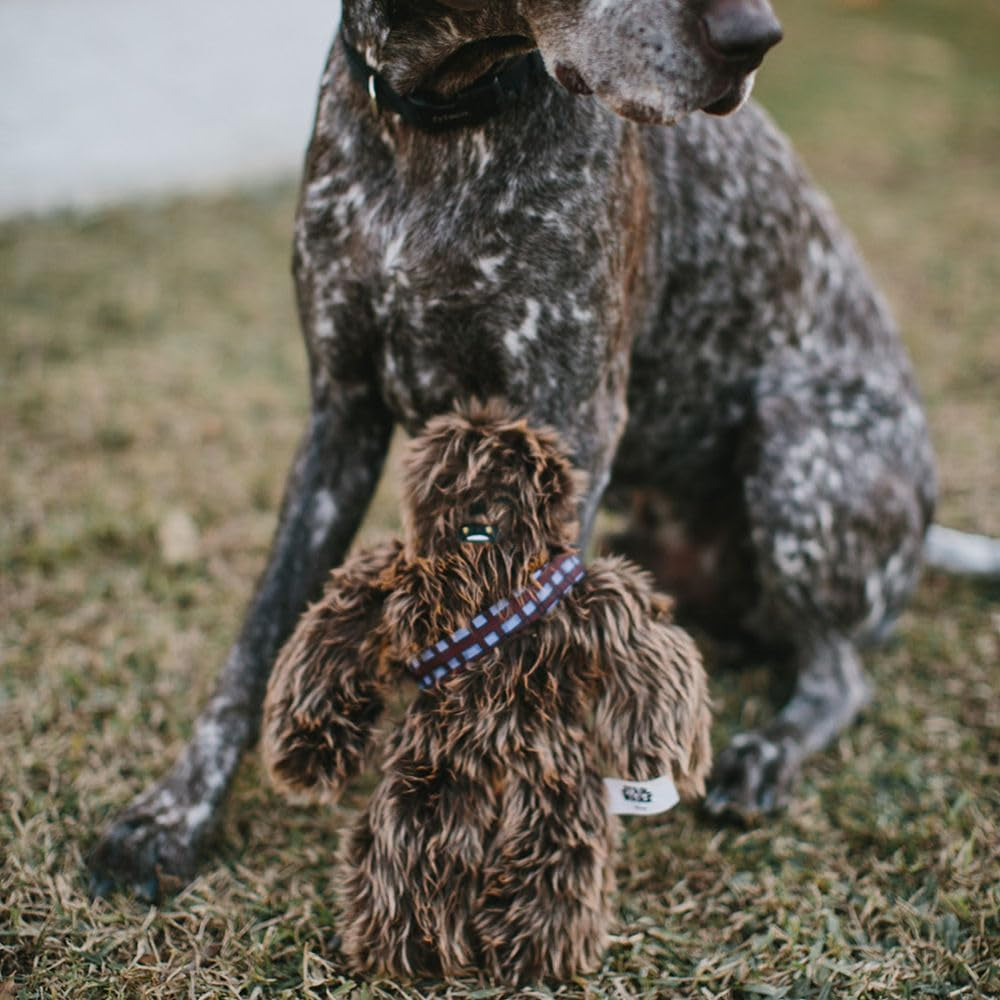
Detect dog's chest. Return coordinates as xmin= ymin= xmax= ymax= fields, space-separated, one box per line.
xmin=300 ymin=120 xmax=630 ymax=431
xmin=368 ymin=218 xmax=543 ymax=424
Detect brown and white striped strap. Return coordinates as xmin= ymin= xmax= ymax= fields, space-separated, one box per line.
xmin=407 ymin=552 xmax=585 ymax=690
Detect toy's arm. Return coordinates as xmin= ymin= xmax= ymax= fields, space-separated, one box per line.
xmin=261 ymin=539 xmax=402 ymax=804
xmin=575 ymin=556 xmax=712 ymax=798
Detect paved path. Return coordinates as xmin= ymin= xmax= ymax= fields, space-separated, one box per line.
xmin=0 ymin=0 xmax=341 ymax=217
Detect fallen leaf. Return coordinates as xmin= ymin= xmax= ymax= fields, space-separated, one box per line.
xmin=158 ymin=508 xmax=200 ymax=565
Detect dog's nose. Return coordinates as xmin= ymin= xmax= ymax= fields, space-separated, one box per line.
xmin=701 ymin=0 xmax=783 ymax=68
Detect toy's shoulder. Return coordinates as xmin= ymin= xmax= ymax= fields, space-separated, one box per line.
xmin=570 ymin=556 xmax=674 ymax=621
xmin=329 ymin=538 xmax=405 ymax=590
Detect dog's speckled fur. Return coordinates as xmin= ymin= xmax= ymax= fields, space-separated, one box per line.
xmin=90 ymin=0 xmax=935 ymax=899
xmin=261 ymin=405 xmax=711 ymax=983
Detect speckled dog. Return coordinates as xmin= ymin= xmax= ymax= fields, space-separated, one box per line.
xmin=261 ymin=405 xmax=711 ymax=983
xmin=91 ymin=0 xmax=939 ymax=898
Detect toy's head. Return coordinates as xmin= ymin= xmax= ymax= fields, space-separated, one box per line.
xmin=402 ymin=401 xmax=581 ymax=583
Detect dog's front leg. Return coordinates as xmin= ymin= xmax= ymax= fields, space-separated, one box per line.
xmin=88 ymin=388 xmax=393 ymax=901
xmin=563 ymin=386 xmax=630 ymax=548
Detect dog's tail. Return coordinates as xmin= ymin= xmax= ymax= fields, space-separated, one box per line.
xmin=924 ymin=524 xmax=1000 ymax=578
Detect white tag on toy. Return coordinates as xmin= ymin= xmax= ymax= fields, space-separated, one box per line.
xmin=603 ymin=775 xmax=679 ymax=816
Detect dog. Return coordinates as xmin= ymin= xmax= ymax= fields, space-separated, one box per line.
xmin=89 ymin=0 xmax=943 ymax=900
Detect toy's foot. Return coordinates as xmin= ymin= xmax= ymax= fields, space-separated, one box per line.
xmin=88 ymin=784 xmax=209 ymax=902
xmin=704 ymin=731 xmax=798 ymax=820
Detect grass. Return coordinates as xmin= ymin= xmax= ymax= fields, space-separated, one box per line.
xmin=2 ymin=0 xmax=998 ymax=996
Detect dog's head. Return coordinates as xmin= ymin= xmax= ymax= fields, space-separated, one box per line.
xmin=436 ymin=0 xmax=782 ymax=125
xmin=401 ymin=401 xmax=580 ymax=577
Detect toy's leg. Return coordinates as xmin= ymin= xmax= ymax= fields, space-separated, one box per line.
xmin=338 ymin=758 xmax=492 ymax=979
xmin=337 ymin=804 xmax=443 ymax=979
xmin=474 ymin=774 xmax=615 ymax=984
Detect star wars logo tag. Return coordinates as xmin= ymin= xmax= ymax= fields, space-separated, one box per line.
xmin=604 ymin=774 xmax=680 ymax=815
xmin=621 ymin=784 xmax=653 ymax=804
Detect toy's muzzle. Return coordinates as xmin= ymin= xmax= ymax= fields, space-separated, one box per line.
xmin=460 ymin=523 xmax=496 ymax=544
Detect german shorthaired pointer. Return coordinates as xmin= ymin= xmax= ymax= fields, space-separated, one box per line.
xmin=90 ymin=0 xmax=950 ymax=899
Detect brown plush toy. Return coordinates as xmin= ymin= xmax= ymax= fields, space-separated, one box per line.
xmin=261 ymin=402 xmax=712 ymax=984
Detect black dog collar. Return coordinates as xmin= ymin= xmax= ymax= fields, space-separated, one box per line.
xmin=341 ymin=32 xmax=546 ymax=132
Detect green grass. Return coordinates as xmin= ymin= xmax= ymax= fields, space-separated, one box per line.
xmin=2 ymin=1 xmax=998 ymax=996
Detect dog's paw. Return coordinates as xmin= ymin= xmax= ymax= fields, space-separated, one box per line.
xmin=704 ymin=731 xmax=798 ymax=820
xmin=87 ymin=787 xmax=208 ymax=902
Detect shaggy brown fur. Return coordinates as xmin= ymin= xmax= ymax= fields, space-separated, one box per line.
xmin=262 ymin=402 xmax=711 ymax=984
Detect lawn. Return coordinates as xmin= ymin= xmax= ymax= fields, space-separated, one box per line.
xmin=1 ymin=1 xmax=998 ymax=997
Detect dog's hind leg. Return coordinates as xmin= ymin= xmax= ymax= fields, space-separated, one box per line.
xmin=705 ymin=366 xmax=935 ymax=816
xmin=88 ymin=388 xmax=394 ymax=900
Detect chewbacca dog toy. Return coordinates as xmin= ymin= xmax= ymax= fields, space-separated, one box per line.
xmin=262 ymin=402 xmax=711 ymax=984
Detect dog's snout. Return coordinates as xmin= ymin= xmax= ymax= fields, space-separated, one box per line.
xmin=701 ymin=0 xmax=783 ymax=68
